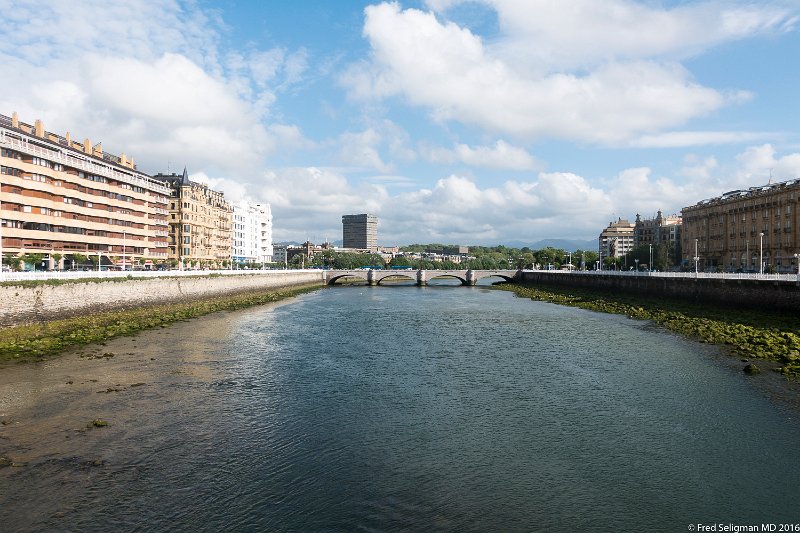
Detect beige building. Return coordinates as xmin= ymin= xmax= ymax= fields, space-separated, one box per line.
xmin=0 ymin=112 xmax=169 ymax=270
xmin=598 ymin=218 xmax=635 ymax=269
xmin=682 ymin=179 xmax=800 ymax=272
xmin=155 ymin=169 xmax=233 ymax=268
xmin=634 ymin=210 xmax=682 ymax=267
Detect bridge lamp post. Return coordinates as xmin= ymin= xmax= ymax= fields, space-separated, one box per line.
xmin=649 ymin=244 xmax=653 ymax=272
xmin=759 ymin=232 xmax=764 ymax=276
xmin=795 ymin=253 xmax=800 ymax=281
xmin=694 ymin=238 xmax=699 ymax=276
xmin=635 ymin=258 xmax=639 ymax=273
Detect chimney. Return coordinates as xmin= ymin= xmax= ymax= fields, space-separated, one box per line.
xmin=34 ymin=119 xmax=44 ymax=137
xmin=11 ymin=112 xmax=19 ymax=128
xmin=83 ymin=138 xmax=92 ymax=154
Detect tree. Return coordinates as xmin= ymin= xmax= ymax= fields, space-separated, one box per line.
xmin=51 ymin=253 xmax=63 ymax=270
xmin=389 ymin=255 xmax=412 ymax=268
xmin=21 ymin=253 xmax=45 ymax=271
xmin=3 ymin=253 xmax=21 ymax=271
xmin=575 ymin=250 xmax=598 ymax=270
xmin=516 ymin=252 xmax=534 ymax=269
xmin=289 ymin=253 xmax=306 ymax=269
xmin=70 ymin=253 xmax=88 ymax=269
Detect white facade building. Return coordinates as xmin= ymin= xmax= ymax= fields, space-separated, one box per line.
xmin=232 ymin=200 xmax=273 ymax=265
xmin=598 ymin=218 xmax=635 ymax=268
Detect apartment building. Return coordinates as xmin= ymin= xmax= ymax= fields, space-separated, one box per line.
xmin=634 ymin=210 xmax=682 ymax=266
xmin=0 ymin=112 xmax=169 ymax=270
xmin=598 ymin=218 xmax=635 ymax=268
xmin=342 ymin=213 xmax=378 ymax=250
xmin=232 ymin=199 xmax=273 ymax=265
xmin=154 ymin=169 xmax=233 ymax=268
xmin=681 ymin=179 xmax=800 ymax=272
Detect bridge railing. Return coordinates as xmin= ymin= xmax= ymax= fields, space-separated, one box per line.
xmin=0 ymin=269 xmax=316 ymax=283
xmin=524 ymin=269 xmax=799 ymax=282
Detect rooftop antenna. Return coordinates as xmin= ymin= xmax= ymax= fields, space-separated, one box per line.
xmin=769 ymin=168 xmax=773 ymax=184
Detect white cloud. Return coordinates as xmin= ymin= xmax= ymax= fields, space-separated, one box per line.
xmin=631 ymin=131 xmax=776 ymax=148
xmin=336 ymin=129 xmax=393 ymax=173
xmin=380 ymin=172 xmax=614 ymax=244
xmin=342 ymin=1 xmax=792 ymax=144
xmin=735 ymin=144 xmax=800 ymax=183
xmin=423 ymin=140 xmax=540 ymax=170
xmin=680 ymin=154 xmax=719 ymax=182
xmin=457 ymin=0 xmax=796 ymax=70
xmin=333 ymin=120 xmax=416 ymax=172
xmin=0 ymin=0 xmax=308 ymax=181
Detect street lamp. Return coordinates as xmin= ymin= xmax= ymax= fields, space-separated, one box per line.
xmin=122 ymin=230 xmax=126 ymax=271
xmin=635 ymin=258 xmax=639 ymax=273
xmin=649 ymin=243 xmax=653 ymax=272
xmin=795 ymin=253 xmax=800 ymax=280
xmin=759 ymin=232 xmax=764 ymax=276
xmin=694 ymin=238 xmax=699 ymax=276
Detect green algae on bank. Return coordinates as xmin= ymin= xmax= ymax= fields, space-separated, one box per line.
xmin=0 ymin=283 xmax=321 ymax=363
xmin=499 ymin=283 xmax=800 ymax=379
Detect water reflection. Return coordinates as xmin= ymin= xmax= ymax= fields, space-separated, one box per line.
xmin=1 ymin=287 xmax=799 ymax=532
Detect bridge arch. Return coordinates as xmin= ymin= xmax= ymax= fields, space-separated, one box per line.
xmin=424 ymin=273 xmax=468 ymax=285
xmin=374 ymin=273 xmax=417 ymax=285
xmin=473 ymin=272 xmax=516 ymax=284
xmin=327 ymin=272 xmax=369 ymax=285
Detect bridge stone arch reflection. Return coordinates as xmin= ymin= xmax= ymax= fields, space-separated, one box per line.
xmin=325 ymin=269 xmax=520 ymax=286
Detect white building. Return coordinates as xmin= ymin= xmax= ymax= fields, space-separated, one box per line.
xmin=232 ymin=200 xmax=273 ymax=265
xmin=598 ymin=218 xmax=635 ymax=268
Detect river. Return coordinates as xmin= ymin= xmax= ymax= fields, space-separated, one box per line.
xmin=1 ymin=282 xmax=799 ymax=532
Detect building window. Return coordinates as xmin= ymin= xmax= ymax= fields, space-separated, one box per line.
xmin=0 ymin=165 xmax=22 ymax=176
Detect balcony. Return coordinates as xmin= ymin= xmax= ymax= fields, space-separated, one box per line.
xmin=1 ymin=127 xmax=171 ymax=196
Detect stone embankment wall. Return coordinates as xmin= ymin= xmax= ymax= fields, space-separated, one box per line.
xmin=519 ymin=271 xmax=800 ymax=312
xmin=0 ymin=272 xmax=324 ymax=327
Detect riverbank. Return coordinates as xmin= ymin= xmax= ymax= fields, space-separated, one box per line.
xmin=0 ymin=283 xmax=321 ymax=363
xmin=500 ymin=282 xmax=800 ymax=379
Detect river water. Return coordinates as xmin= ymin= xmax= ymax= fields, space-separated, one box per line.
xmin=1 ymin=282 xmax=799 ymax=532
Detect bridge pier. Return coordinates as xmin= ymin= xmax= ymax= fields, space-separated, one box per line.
xmin=367 ymin=269 xmax=377 ymax=286
xmin=417 ymin=270 xmax=427 ymax=286
xmin=465 ymin=270 xmax=477 ymax=286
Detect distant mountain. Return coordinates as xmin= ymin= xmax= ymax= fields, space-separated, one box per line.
xmin=505 ymin=238 xmax=596 ymax=252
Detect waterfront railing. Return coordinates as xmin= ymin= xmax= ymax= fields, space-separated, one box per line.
xmin=0 ymin=269 xmax=305 ymax=282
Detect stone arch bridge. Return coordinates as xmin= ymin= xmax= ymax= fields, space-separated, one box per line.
xmin=325 ymin=269 xmax=521 ymax=286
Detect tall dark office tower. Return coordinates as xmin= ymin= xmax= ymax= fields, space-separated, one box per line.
xmin=342 ymin=213 xmax=378 ymax=250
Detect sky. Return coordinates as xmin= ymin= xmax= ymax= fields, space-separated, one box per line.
xmin=1 ymin=0 xmax=799 ymax=247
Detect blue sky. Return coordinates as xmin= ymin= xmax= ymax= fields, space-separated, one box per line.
xmin=1 ymin=0 xmax=799 ymax=246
